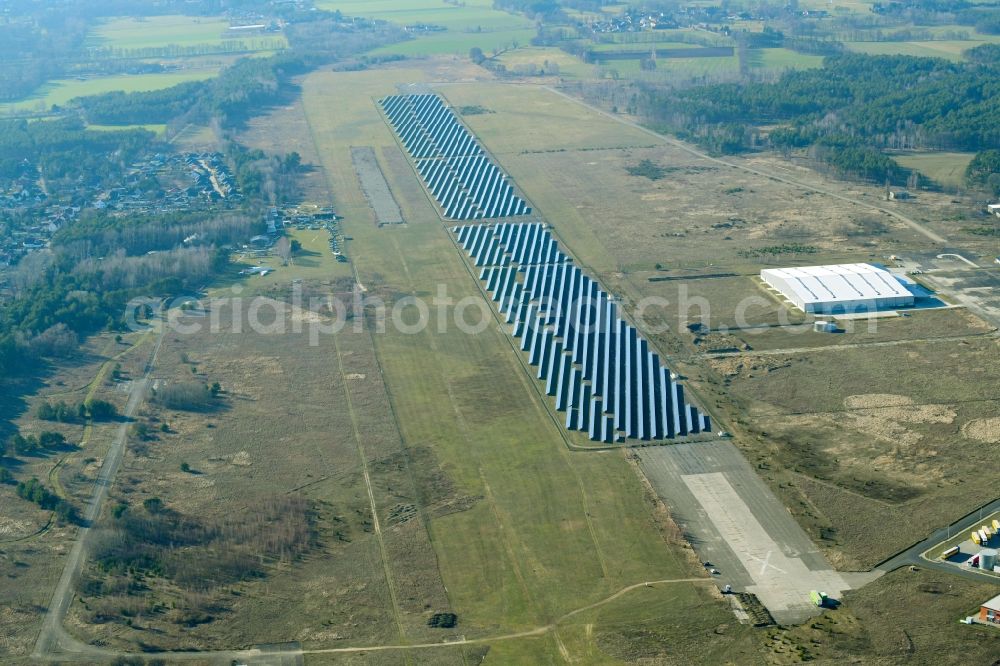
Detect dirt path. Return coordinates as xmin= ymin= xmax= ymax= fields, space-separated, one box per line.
xmin=303 ymin=576 xmax=711 ymax=657
xmin=697 ymin=330 xmax=999 ymax=359
xmin=543 ymin=86 xmax=947 ymax=245
xmin=45 ymin=332 xmax=154 ymax=503
xmin=33 ymin=326 xmax=165 ymax=660
xmin=330 ymin=330 xmax=408 ymax=647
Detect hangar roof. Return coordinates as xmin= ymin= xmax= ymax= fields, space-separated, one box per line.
xmin=761 ymin=263 xmax=912 ymax=306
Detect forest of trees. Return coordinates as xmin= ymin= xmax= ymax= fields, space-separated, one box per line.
xmin=54 ymin=210 xmax=258 ymax=259
xmin=73 ymin=55 xmax=308 ymax=126
xmin=0 ymin=119 xmax=153 ymax=184
xmin=640 ymin=52 xmax=1000 ymax=183
xmin=965 ymin=149 xmax=1000 ymax=195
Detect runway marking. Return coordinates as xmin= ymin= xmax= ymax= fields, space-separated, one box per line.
xmin=682 ymin=472 xmax=851 ymax=617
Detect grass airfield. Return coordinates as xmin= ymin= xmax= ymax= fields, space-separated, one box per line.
xmin=2 ymin=20 xmax=999 ymax=658
xmin=292 ymin=64 xmax=753 ymax=662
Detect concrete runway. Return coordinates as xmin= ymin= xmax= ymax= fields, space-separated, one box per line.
xmin=638 ymin=441 xmax=880 ymax=624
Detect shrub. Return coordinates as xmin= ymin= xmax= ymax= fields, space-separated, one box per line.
xmin=37 ymin=400 xmax=80 ymax=422
xmin=626 ymin=159 xmax=667 ymax=181
xmin=38 ymin=431 xmax=66 ymax=448
xmin=15 ymin=477 xmax=79 ymax=523
xmin=10 ymin=434 xmax=40 ymax=455
xmin=428 ymin=612 xmax=458 ymax=628
xmin=86 ymin=399 xmax=119 ymax=421
xmin=151 ymin=382 xmax=217 ymax=411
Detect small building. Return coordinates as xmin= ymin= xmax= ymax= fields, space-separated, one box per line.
xmin=987 ymin=203 xmax=1000 ymax=216
xmin=979 ymin=593 xmax=1000 ymax=625
xmin=889 ymin=190 xmax=912 ymax=200
xmin=761 ymin=263 xmax=915 ymax=314
xmin=813 ymin=320 xmax=839 ymax=333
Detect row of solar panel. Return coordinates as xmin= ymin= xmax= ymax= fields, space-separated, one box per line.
xmin=382 ymin=94 xmax=482 ymax=160
xmin=454 ymin=222 xmax=711 ymax=442
xmin=457 ymin=221 xmax=568 ymax=267
xmin=379 ymin=94 xmax=531 ymax=221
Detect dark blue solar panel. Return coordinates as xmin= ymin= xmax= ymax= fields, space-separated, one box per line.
xmin=452 ymin=222 xmax=712 ymax=442
xmin=379 ymin=94 xmax=531 ymax=221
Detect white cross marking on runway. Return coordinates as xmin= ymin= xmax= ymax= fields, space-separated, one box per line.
xmin=747 ymin=550 xmax=787 ymax=576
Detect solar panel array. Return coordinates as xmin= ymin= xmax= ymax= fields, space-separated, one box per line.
xmin=455 ymin=222 xmax=711 ymax=442
xmin=380 ymin=94 xmax=531 ymax=221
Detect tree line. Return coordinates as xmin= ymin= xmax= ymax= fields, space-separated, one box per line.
xmin=72 ymin=55 xmax=308 ymax=127
xmin=638 ymin=51 xmax=1000 ymax=185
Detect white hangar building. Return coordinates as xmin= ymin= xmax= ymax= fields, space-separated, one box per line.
xmin=761 ymin=263 xmax=914 ymax=314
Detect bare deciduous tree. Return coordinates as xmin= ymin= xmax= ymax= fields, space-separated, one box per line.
xmin=275 ymin=237 xmax=291 ymax=265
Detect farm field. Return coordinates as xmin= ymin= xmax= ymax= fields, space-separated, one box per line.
xmin=585 ymin=44 xmax=819 ymax=77
xmin=0 ymin=70 xmax=219 ymax=115
xmin=295 ymin=63 xmax=762 ymax=661
xmin=322 ymin=0 xmax=535 ymax=57
xmin=320 ymin=0 xmax=528 ymax=30
xmin=600 ymin=28 xmax=734 ymax=47
xmin=600 ymin=54 xmax=740 ymax=79
xmin=86 ymin=15 xmax=287 ymax=52
xmin=371 ymin=28 xmax=537 ymax=57
xmin=892 ymin=151 xmax=976 ymax=189
xmin=590 ymin=41 xmax=703 ymax=52
xmin=85 ymin=123 xmax=167 ymax=134
xmin=845 ymin=38 xmax=1000 ymax=60
xmin=799 ymin=0 xmax=875 ymax=13
xmin=495 ymin=47 xmax=594 ymax=78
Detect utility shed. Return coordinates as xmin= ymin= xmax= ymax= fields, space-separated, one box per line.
xmin=761 ymin=263 xmax=914 ymax=314
xmin=980 ymin=593 xmax=1000 ymax=625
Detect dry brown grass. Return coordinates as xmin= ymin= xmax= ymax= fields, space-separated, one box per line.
xmin=59 ymin=299 xmax=455 ymax=651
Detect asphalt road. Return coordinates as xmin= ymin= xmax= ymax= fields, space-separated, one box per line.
xmin=878 ymin=497 xmax=1000 ymax=583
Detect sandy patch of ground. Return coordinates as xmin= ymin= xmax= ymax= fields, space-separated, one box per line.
xmin=781 ymin=394 xmax=958 ymax=486
xmin=290 ymin=309 xmax=332 ymax=325
xmin=710 ymin=356 xmax=791 ymax=379
xmin=830 ymin=395 xmax=957 ymax=448
xmin=844 ymin=393 xmax=914 ymax=409
xmin=961 ymin=417 xmax=1000 ymax=444
xmin=231 ymin=450 xmax=252 ymax=466
xmin=0 ymin=516 xmax=33 ymax=537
